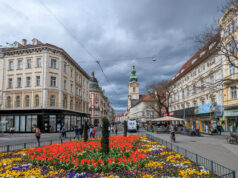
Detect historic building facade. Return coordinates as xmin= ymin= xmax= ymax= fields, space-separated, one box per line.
xmin=219 ymin=6 xmax=238 ymax=132
xmin=0 ymin=39 xmax=90 ymax=133
xmin=168 ymin=35 xmax=223 ymax=133
xmin=89 ymin=72 xmax=114 ymax=125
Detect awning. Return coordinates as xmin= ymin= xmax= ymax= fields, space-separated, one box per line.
xmin=151 ymin=116 xmax=184 ymax=122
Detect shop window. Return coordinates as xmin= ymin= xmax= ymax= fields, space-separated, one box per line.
xmin=26 ymin=115 xmax=32 ymax=132
xmin=35 ymin=95 xmax=39 ymax=107
xmin=0 ymin=116 xmax=6 ymax=132
xmin=14 ymin=116 xmax=20 ymax=132
xmin=20 ymin=116 xmax=25 ymax=132
xmin=7 ymin=96 xmax=11 ymax=108
xmin=50 ymin=95 xmax=56 ymax=107
xmin=6 ymin=116 xmax=13 ymax=132
xmin=32 ymin=115 xmax=37 ymax=132
xmin=25 ymin=95 xmax=30 ymax=107
xmin=16 ymin=96 xmax=20 ymax=107
xmin=49 ymin=115 xmax=56 ymax=132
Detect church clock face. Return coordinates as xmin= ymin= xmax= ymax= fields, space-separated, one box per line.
xmin=132 ymin=83 xmax=136 ymax=87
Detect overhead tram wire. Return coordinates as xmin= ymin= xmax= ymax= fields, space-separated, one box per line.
xmin=37 ymin=0 xmax=119 ymax=95
xmin=37 ymin=0 xmax=157 ymax=98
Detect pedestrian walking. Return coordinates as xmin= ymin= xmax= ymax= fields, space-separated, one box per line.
xmin=89 ymin=126 xmax=93 ymax=137
xmin=111 ymin=125 xmax=114 ymax=134
xmin=114 ymin=125 xmax=118 ymax=135
xmin=60 ymin=126 xmax=66 ymax=139
xmin=35 ymin=127 xmax=41 ymax=145
xmin=79 ymin=125 xmax=83 ymax=139
xmin=92 ymin=126 xmax=96 ymax=137
xmin=74 ymin=126 xmax=79 ymax=139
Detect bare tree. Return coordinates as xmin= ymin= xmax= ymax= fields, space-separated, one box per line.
xmin=194 ymin=0 xmax=238 ymax=71
xmin=146 ymin=80 xmax=175 ymax=117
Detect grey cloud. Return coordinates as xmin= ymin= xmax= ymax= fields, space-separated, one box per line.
xmin=0 ymin=0 xmax=226 ymax=113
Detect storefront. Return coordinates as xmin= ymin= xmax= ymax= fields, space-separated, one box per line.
xmin=0 ymin=109 xmax=90 ymax=133
xmin=195 ymin=103 xmax=223 ymax=133
xmin=224 ymin=108 xmax=238 ymax=132
xmin=172 ymin=107 xmax=195 ymax=129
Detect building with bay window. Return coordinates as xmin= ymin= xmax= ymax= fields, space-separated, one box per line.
xmin=0 ymin=38 xmax=90 ymax=133
xmin=89 ymin=72 xmax=114 ymax=125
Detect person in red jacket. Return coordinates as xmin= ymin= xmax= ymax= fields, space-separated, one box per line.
xmin=92 ymin=127 xmax=96 ymax=137
xmin=35 ymin=127 xmax=41 ymax=145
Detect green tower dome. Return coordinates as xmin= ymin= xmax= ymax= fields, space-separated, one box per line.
xmin=129 ymin=64 xmax=138 ymax=83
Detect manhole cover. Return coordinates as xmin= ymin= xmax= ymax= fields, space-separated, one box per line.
xmin=190 ymin=140 xmax=196 ymax=142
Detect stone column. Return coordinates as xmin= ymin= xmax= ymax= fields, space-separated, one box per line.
xmin=58 ymin=55 xmax=63 ymax=108
xmin=42 ymin=51 xmax=49 ymax=108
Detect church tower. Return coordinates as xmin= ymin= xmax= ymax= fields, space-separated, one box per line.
xmin=128 ymin=63 xmax=139 ymax=109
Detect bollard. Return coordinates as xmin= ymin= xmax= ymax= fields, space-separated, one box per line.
xmin=210 ymin=160 xmax=214 ymax=174
xmin=195 ymin=154 xmax=198 ymax=164
xmin=24 ymin=143 xmax=26 ymax=149
xmin=50 ymin=140 xmax=53 ymax=145
xmin=177 ymin=145 xmax=179 ymax=153
xmin=7 ymin=145 xmax=9 ymax=152
xmin=232 ymin=171 xmax=236 ymax=178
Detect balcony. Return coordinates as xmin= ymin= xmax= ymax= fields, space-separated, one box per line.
xmin=223 ymin=73 xmax=238 ymax=84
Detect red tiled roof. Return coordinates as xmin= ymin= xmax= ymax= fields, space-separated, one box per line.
xmin=140 ymin=94 xmax=155 ymax=102
xmin=169 ymin=33 xmax=220 ymax=85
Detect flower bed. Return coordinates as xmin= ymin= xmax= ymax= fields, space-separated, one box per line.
xmin=0 ymin=136 xmax=212 ymax=177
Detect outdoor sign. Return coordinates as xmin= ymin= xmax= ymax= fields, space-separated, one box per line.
xmin=163 ymin=112 xmax=174 ymax=117
xmin=224 ymin=109 xmax=238 ymax=117
xmin=196 ymin=103 xmax=223 ymax=116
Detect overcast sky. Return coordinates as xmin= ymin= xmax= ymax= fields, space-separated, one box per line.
xmin=0 ymin=0 xmax=227 ymax=113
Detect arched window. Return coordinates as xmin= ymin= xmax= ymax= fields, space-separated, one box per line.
xmin=16 ymin=96 xmax=20 ymax=107
xmin=25 ymin=95 xmax=30 ymax=107
xmin=7 ymin=96 xmax=11 ymax=108
xmin=35 ymin=95 xmax=39 ymax=107
xmin=50 ymin=95 xmax=56 ymax=107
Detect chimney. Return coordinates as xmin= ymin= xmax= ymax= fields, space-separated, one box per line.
xmin=22 ymin=39 xmax=27 ymax=46
xmin=13 ymin=41 xmax=22 ymax=48
xmin=32 ymin=38 xmax=42 ymax=45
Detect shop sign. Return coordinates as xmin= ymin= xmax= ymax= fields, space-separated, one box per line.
xmin=195 ymin=103 xmax=223 ymax=116
xmin=224 ymin=109 xmax=238 ymax=116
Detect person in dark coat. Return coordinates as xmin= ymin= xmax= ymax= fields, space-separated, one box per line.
xmin=74 ymin=126 xmax=79 ymax=139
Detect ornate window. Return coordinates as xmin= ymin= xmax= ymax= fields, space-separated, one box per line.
xmin=16 ymin=96 xmax=20 ymax=107
xmin=25 ymin=95 xmax=30 ymax=107
xmin=50 ymin=95 xmax=56 ymax=107
xmin=35 ymin=95 xmax=39 ymax=107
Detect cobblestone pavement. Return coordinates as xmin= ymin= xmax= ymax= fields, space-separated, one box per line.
xmin=147 ymin=132 xmax=238 ymax=177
